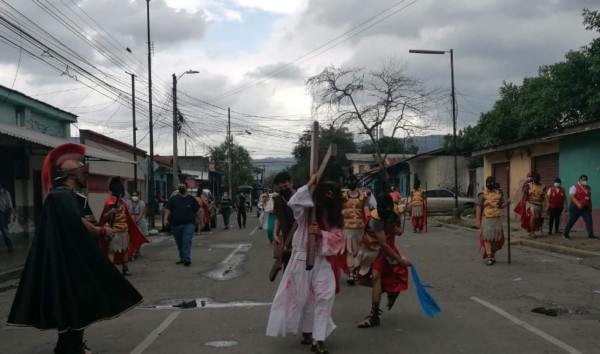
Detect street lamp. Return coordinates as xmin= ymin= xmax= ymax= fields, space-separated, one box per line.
xmin=409 ymin=48 xmax=459 ymax=218
xmin=172 ymin=70 xmax=199 ymax=187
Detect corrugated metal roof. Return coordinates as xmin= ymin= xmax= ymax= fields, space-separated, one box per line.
xmin=0 ymin=122 xmax=134 ymax=164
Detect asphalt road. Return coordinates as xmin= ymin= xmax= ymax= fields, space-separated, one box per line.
xmin=1 ymin=216 xmax=599 ymax=354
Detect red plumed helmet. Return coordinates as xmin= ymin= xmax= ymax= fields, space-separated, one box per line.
xmin=42 ymin=143 xmax=86 ymax=192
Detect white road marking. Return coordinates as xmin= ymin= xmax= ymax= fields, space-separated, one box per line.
xmin=249 ymin=226 xmax=258 ymax=235
xmin=470 ymin=296 xmax=583 ymax=354
xmin=223 ymin=244 xmax=245 ymax=264
xmin=130 ymin=311 xmax=181 ymax=354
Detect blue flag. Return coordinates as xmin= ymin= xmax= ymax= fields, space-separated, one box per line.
xmin=410 ymin=265 xmax=441 ymax=318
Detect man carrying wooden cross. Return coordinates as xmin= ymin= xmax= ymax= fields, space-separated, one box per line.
xmin=267 ymin=122 xmax=344 ymax=354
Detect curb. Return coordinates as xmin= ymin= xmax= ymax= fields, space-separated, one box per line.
xmin=0 ymin=265 xmax=23 ymax=284
xmin=438 ymin=222 xmax=600 ymax=259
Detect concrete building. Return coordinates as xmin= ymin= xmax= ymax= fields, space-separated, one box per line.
xmin=0 ymin=85 xmax=130 ymax=242
xmin=472 ymin=120 xmax=600 ymax=231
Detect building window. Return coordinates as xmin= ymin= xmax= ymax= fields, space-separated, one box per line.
xmin=359 ymin=165 xmax=365 ymax=173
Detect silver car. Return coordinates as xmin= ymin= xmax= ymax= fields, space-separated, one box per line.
xmin=423 ymin=189 xmax=476 ymax=215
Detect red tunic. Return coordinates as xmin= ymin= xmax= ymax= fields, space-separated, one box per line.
xmin=372 ymin=232 xmax=409 ymax=294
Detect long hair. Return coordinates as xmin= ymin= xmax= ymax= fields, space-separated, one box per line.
xmin=314 ymin=181 xmax=343 ymax=229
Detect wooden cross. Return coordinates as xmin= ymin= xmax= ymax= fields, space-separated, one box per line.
xmin=306 ymin=121 xmax=337 ymax=271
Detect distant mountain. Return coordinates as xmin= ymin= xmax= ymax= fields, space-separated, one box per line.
xmin=356 ymin=134 xmax=445 ymax=154
xmin=253 ymin=157 xmax=295 ymax=175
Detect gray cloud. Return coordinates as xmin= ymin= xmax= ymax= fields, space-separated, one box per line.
xmin=245 ymin=62 xmax=304 ymax=81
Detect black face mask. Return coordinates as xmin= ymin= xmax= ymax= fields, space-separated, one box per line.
xmin=486 ymin=183 xmax=495 ymax=190
xmin=279 ymin=188 xmax=292 ymax=199
xmin=178 ymin=187 xmax=187 ymax=194
xmin=533 ymin=178 xmax=540 ymax=184
xmin=347 ymin=182 xmax=358 ymax=190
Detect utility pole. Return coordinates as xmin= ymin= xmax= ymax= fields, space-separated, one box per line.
xmin=128 ymin=73 xmax=137 ymax=187
xmin=146 ymin=0 xmax=155 ymax=228
xmin=450 ymin=49 xmax=459 ymax=218
xmin=228 ymin=107 xmax=232 ymax=197
xmin=185 ymin=140 xmax=187 ymax=156
xmin=172 ymin=73 xmax=179 ymax=187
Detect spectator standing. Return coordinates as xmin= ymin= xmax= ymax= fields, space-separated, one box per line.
xmin=563 ymin=174 xmax=598 ymax=240
xmin=163 ymin=183 xmax=201 ymax=266
xmin=236 ymin=192 xmax=247 ymax=229
xmin=220 ymin=192 xmax=233 ymax=229
xmin=547 ymin=178 xmax=567 ymax=235
xmin=127 ymin=191 xmax=149 ymax=258
xmin=0 ymin=182 xmax=14 ymax=253
xmin=390 ymin=185 xmax=401 ymax=204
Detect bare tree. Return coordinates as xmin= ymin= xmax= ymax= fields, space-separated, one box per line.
xmin=307 ymin=58 xmax=435 ymax=184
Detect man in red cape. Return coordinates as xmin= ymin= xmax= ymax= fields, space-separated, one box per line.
xmin=99 ymin=177 xmax=148 ymax=275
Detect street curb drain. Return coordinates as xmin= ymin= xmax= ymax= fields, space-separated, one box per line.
xmin=204 ymin=340 xmax=238 ymax=348
xmin=140 ymin=297 xmax=271 ymax=310
xmin=531 ymin=307 xmax=591 ymax=318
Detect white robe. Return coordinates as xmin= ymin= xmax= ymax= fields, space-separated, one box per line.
xmin=266 ymin=185 xmax=344 ymax=341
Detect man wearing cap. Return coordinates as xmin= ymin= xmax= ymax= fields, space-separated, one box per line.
xmin=7 ymin=143 xmax=143 ymax=354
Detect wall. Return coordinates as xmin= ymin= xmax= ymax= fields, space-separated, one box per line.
xmin=484 ymin=142 xmax=559 ymax=206
xmin=436 ymin=156 xmax=470 ymax=195
xmin=410 ymin=157 xmax=437 ymax=190
xmin=559 ymin=131 xmax=600 ymax=232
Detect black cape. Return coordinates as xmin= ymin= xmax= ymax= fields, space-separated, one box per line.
xmin=7 ymin=187 xmax=143 ymax=332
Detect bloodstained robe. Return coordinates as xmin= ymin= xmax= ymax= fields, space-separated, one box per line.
xmin=7 ymin=187 xmax=143 ymax=332
xmin=266 ymin=185 xmax=344 ymax=341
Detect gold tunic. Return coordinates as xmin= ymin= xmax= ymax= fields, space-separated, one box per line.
xmin=342 ymin=190 xmax=366 ymax=229
xmin=482 ymin=189 xmax=503 ymax=218
xmin=527 ymin=183 xmax=545 ymax=205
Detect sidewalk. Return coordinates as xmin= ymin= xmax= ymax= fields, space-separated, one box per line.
xmin=432 ymin=215 xmax=600 ymax=259
xmin=0 ymin=215 xmax=168 ymax=283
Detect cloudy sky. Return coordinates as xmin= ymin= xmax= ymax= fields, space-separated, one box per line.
xmin=0 ymin=0 xmax=597 ymax=159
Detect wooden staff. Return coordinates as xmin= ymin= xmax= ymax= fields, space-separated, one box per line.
xmin=506 ymin=164 xmax=511 ymax=264
xmin=306 ymin=122 xmax=337 ymax=271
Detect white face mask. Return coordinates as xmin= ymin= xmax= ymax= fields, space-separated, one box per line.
xmin=581 ymin=181 xmax=588 ymax=186
xmin=554 ymin=183 xmax=560 ymax=188
xmin=132 ymin=196 xmax=139 ymax=202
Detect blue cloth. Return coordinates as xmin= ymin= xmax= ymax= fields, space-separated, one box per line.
xmin=410 ymin=265 xmax=441 ymax=318
xmin=172 ymin=223 xmax=195 ymax=262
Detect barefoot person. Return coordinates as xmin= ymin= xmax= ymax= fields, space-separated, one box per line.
xmin=266 ymin=175 xmax=344 ymax=354
xmin=7 ymin=143 xmax=142 ymax=354
xmin=522 ymin=172 xmax=547 ymax=237
xmin=409 ymin=179 xmax=426 ymax=233
xmin=341 ymin=176 xmax=369 ymax=285
xmin=476 ymin=176 xmax=506 ymax=266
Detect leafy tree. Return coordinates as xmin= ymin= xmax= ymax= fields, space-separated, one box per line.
xmin=451 ymin=8 xmax=600 ymax=156
xmin=288 ymin=125 xmax=357 ymax=187
xmin=210 ymin=139 xmax=255 ymax=195
xmin=307 ymin=58 xmax=435 ymax=185
xmin=360 ymin=136 xmax=418 ymax=155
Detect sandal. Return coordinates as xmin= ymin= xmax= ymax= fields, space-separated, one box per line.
xmin=311 ymin=340 xmax=329 ymax=354
xmin=357 ymin=314 xmax=380 ymax=328
xmin=300 ymin=332 xmax=312 ymax=345
xmin=387 ymin=292 xmax=399 ymax=310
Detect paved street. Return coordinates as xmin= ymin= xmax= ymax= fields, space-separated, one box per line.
xmin=1 ymin=216 xmax=599 ymax=354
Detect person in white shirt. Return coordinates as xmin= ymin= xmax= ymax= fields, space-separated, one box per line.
xmin=562 ymin=174 xmax=597 ymax=240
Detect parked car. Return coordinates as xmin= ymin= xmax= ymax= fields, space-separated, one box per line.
xmin=422 ymin=189 xmax=476 ymax=215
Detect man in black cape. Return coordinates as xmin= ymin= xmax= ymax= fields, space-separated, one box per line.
xmin=7 ymin=143 xmax=143 ymax=354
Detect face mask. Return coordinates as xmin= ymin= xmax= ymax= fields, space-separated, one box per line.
xmin=533 ymin=178 xmax=540 ymax=184
xmin=132 ymin=196 xmax=139 ymax=201
xmin=581 ymin=181 xmax=587 ymax=186
xmin=486 ymin=183 xmax=495 ymax=190
xmin=527 ymin=177 xmax=532 ymax=181
xmin=279 ymin=188 xmax=292 ymax=199
xmin=554 ymin=183 xmax=560 ymax=188
xmin=347 ymin=182 xmax=358 ymax=190
xmin=178 ymin=187 xmax=187 ymax=194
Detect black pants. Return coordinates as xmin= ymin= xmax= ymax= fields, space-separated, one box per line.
xmin=237 ymin=208 xmax=247 ymax=228
xmin=547 ymin=207 xmax=563 ymax=233
xmin=563 ymin=204 xmax=595 ymax=237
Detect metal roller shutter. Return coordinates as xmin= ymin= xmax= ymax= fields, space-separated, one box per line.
xmin=493 ymin=162 xmax=509 ymax=195
xmin=533 ymin=153 xmax=559 ymax=188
